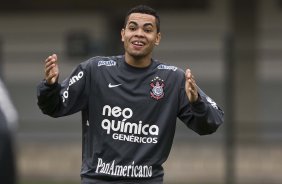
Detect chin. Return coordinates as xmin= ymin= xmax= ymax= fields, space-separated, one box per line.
xmin=128 ymin=52 xmax=146 ymax=58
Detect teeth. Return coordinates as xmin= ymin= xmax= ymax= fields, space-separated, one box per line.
xmin=133 ymin=41 xmax=144 ymax=46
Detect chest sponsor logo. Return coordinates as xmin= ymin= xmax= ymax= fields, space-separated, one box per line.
xmin=150 ymin=76 xmax=165 ymax=100
xmin=95 ymin=157 xmax=152 ymax=178
xmin=101 ymin=105 xmax=159 ymax=144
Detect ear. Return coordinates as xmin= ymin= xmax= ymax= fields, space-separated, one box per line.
xmin=155 ymin=32 xmax=161 ymax=46
xmin=121 ymin=29 xmax=125 ymax=42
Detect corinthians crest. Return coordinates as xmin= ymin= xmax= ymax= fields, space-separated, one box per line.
xmin=150 ymin=76 xmax=165 ymax=100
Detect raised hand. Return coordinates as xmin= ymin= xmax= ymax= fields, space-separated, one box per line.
xmin=44 ymin=54 xmax=59 ymax=85
xmin=185 ymin=69 xmax=199 ymax=103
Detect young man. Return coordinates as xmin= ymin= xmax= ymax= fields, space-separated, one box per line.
xmin=37 ymin=5 xmax=224 ymax=184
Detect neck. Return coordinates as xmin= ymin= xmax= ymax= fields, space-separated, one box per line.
xmin=124 ymin=53 xmax=152 ymax=68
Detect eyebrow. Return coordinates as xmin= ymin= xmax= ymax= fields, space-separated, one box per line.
xmin=128 ymin=21 xmax=154 ymax=28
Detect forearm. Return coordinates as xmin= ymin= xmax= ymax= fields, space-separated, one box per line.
xmin=178 ymin=89 xmax=224 ymax=135
xmin=189 ymin=97 xmax=224 ymax=135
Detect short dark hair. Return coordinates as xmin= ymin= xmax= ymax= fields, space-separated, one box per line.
xmin=124 ymin=5 xmax=161 ymax=33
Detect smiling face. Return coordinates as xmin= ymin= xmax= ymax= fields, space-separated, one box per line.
xmin=121 ymin=13 xmax=161 ymax=65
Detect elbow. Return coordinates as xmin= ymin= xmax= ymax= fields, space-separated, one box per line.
xmin=198 ymin=124 xmax=219 ymax=136
xmin=42 ymin=111 xmax=60 ymax=118
xmin=197 ymin=118 xmax=223 ymax=136
xmin=39 ymin=106 xmax=61 ymax=118
xmin=186 ymin=111 xmax=224 ymax=136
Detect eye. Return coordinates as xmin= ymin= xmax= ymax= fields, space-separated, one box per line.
xmin=144 ymin=29 xmax=153 ymax=33
xmin=144 ymin=26 xmax=154 ymax=33
xmin=128 ymin=26 xmax=136 ymax=31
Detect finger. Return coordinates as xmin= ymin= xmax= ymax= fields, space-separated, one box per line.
xmin=46 ymin=72 xmax=57 ymax=81
xmin=187 ymin=79 xmax=196 ymax=91
xmin=45 ymin=62 xmax=58 ymax=79
xmin=45 ymin=63 xmax=56 ymax=74
xmin=45 ymin=55 xmax=58 ymax=70
xmin=45 ymin=54 xmax=57 ymax=64
xmin=45 ymin=68 xmax=59 ymax=84
xmin=188 ymin=84 xmax=198 ymax=99
xmin=189 ymin=86 xmax=197 ymax=94
xmin=45 ymin=55 xmax=54 ymax=63
xmin=185 ymin=69 xmax=192 ymax=79
xmin=189 ymin=76 xmax=195 ymax=83
xmin=45 ymin=60 xmax=57 ymax=73
xmin=188 ymin=88 xmax=196 ymax=97
xmin=186 ymin=69 xmax=196 ymax=88
xmin=186 ymin=69 xmax=197 ymax=85
xmin=52 ymin=54 xmax=57 ymax=60
xmin=45 ymin=56 xmax=57 ymax=69
xmin=45 ymin=60 xmax=56 ymax=71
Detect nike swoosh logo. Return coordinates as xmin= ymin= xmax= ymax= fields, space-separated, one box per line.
xmin=108 ymin=83 xmax=122 ymax=88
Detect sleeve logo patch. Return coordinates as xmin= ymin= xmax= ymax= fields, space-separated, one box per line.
xmin=157 ymin=64 xmax=177 ymax=71
xmin=98 ymin=60 xmax=116 ymax=67
xmin=206 ymin=96 xmax=218 ymax=109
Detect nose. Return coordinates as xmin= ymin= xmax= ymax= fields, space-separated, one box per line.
xmin=134 ymin=28 xmax=145 ymax=37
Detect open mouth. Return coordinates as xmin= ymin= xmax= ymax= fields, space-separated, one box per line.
xmin=132 ymin=41 xmax=145 ymax=47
